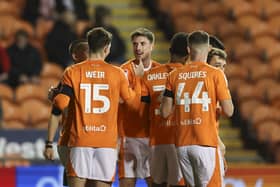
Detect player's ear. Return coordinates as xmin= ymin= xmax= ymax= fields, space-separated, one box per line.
xmin=104 ymin=43 xmax=111 ymax=55
xmin=208 ymin=44 xmax=212 ymax=52
xmin=187 ymin=46 xmax=190 ymax=54
xmin=150 ymin=42 xmax=154 ymax=51
xmin=72 ymin=53 xmax=77 ymax=61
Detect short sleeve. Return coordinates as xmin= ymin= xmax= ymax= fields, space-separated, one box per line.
xmin=215 ymin=69 xmax=231 ymax=101
xmin=164 ymin=72 xmax=174 ymax=98
xmin=61 ymin=67 xmax=73 ymax=88
xmin=141 ymin=74 xmax=151 ymax=103
xmin=141 ymin=73 xmax=149 ymax=97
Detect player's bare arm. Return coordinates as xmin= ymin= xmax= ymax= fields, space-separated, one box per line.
xmin=160 ymin=95 xmax=174 ymax=119
xmin=43 ymin=114 xmax=60 ymax=161
xmin=219 ymin=99 xmax=234 ymax=117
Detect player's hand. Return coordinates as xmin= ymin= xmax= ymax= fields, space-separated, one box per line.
xmin=43 ymin=147 xmax=54 ymax=161
xmin=157 ymin=91 xmax=164 ymax=103
xmin=48 ymin=86 xmax=59 ymax=102
xmin=133 ymin=59 xmax=144 ymax=77
xmin=216 ymin=105 xmax=222 ymax=121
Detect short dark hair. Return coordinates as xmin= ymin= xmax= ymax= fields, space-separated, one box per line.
xmin=207 ymin=48 xmax=227 ymax=63
xmin=169 ymin=32 xmax=189 ymax=57
xmin=188 ymin=30 xmax=209 ymax=46
xmin=130 ymin=28 xmax=155 ymax=43
xmin=87 ymin=27 xmax=112 ymax=53
xmin=209 ymin=35 xmax=225 ymax=50
xmin=15 ymin=29 xmax=29 ymax=38
xmin=68 ymin=39 xmax=88 ymax=55
xmin=94 ymin=5 xmax=111 ymax=26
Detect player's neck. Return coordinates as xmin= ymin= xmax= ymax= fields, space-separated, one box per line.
xmin=89 ymin=53 xmax=106 ymax=61
xmin=135 ymin=58 xmax=151 ymax=68
xmin=190 ymin=55 xmax=207 ymax=63
xmin=170 ymin=56 xmax=186 ymax=64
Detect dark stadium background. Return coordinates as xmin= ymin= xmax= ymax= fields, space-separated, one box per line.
xmin=0 ymin=0 xmax=280 ymax=186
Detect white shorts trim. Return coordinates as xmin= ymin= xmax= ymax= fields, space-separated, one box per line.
xmin=69 ymin=147 xmax=117 ymax=181
xmin=177 ymin=145 xmax=216 ymax=187
xmin=151 ymin=144 xmax=183 ymax=185
xmin=218 ymin=147 xmax=225 ymax=187
xmin=122 ymin=137 xmax=151 ymax=179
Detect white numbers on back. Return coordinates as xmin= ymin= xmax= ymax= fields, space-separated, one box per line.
xmin=80 ymin=83 xmax=110 ymax=114
xmin=176 ymin=81 xmax=211 ymax=112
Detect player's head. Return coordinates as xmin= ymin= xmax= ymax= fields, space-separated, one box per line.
xmin=68 ymin=39 xmax=89 ymax=63
xmin=187 ymin=30 xmax=211 ymax=62
xmin=87 ymin=27 xmax=112 ymax=58
xmin=15 ymin=29 xmax=29 ymax=49
xmin=207 ymin=48 xmax=227 ymax=72
xmin=130 ymin=27 xmax=154 ymax=61
xmin=94 ymin=5 xmax=112 ymax=27
xmin=209 ymin=35 xmax=225 ymax=50
xmin=169 ymin=32 xmax=189 ymax=60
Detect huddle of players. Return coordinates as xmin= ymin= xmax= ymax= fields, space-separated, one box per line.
xmin=43 ymin=27 xmax=233 ymax=187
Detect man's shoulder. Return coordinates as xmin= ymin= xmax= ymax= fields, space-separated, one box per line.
xmin=151 ymin=60 xmax=161 ymax=67
xmin=120 ymin=59 xmax=134 ymax=69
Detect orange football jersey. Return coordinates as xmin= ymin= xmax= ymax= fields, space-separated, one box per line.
xmin=141 ymin=62 xmax=183 ymax=145
xmin=165 ymin=62 xmax=231 ymax=147
xmin=57 ymin=99 xmax=74 ymax=146
xmin=54 ymin=60 xmax=134 ymax=148
xmin=119 ymin=59 xmax=161 ymax=138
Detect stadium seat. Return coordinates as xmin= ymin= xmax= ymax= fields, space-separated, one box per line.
xmin=0 ymin=1 xmax=21 ymax=17
xmin=2 ymin=120 xmax=26 ymax=129
xmin=236 ymin=83 xmax=263 ymax=103
xmin=267 ymin=84 xmax=280 ymax=108
xmin=239 ymin=99 xmax=262 ymax=119
xmin=15 ymin=83 xmax=47 ymax=103
xmin=225 ymin=62 xmax=248 ymax=95
xmin=224 ymin=63 xmax=248 ymax=80
xmin=262 ymin=0 xmax=280 ymax=19
xmin=170 ymin=1 xmax=197 ymax=19
xmin=228 ymin=78 xmax=247 ymax=94
xmin=249 ymin=64 xmax=275 ymax=82
xmin=230 ymin=1 xmax=260 ymax=20
xmin=231 ymin=42 xmax=261 ymax=60
xmin=20 ymin=99 xmax=50 ymax=127
xmin=271 ymin=58 xmax=280 ymax=79
xmin=41 ymin=62 xmax=64 ymax=79
xmin=256 ymin=120 xmax=279 ymax=142
xmin=237 ymin=15 xmax=265 ymax=32
xmin=0 ymin=15 xmax=18 ymax=46
xmin=2 ymin=99 xmax=28 ymax=126
xmin=254 ymin=35 xmax=279 ymax=50
xmin=40 ymin=77 xmax=60 ymax=94
xmin=224 ymin=35 xmax=245 ymax=51
xmin=158 ymin=0 xmax=180 ymax=13
xmin=200 ymin=1 xmax=226 ymax=18
xmin=263 ymin=44 xmax=280 ymax=61
xmin=218 ymin=22 xmax=245 ymax=39
xmin=35 ymin=18 xmax=54 ymax=41
xmin=0 ymin=83 xmax=14 ymax=101
xmin=247 ymin=22 xmax=277 ymax=39
xmin=239 ymin=56 xmax=262 ymax=70
xmin=16 ymin=20 xmax=34 ymax=37
xmin=251 ymin=105 xmax=279 ymax=128
xmin=76 ymin=20 xmax=90 ymax=37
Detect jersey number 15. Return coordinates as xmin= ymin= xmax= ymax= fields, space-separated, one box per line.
xmin=80 ymin=83 xmax=110 ymax=114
